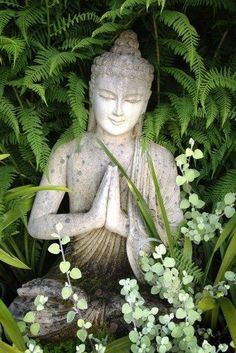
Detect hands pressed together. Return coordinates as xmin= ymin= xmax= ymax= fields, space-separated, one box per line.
xmin=89 ymin=166 xmax=129 ymax=238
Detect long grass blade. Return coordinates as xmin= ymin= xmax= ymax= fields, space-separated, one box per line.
xmin=219 ymin=298 xmax=236 ymax=346
xmin=105 ymin=336 xmax=130 ymax=353
xmin=0 ymin=299 xmax=25 ymax=351
xmin=0 ymin=248 xmax=30 ymax=269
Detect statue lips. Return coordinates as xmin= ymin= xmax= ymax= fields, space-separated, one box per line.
xmin=109 ymin=117 xmax=125 ymax=126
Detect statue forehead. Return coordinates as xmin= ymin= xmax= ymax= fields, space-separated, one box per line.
xmin=92 ymin=74 xmax=149 ymax=94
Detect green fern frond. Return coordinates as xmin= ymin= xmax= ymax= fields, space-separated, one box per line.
xmin=173 ymin=248 xmax=204 ymax=283
xmin=0 ymin=9 xmax=15 ymax=34
xmin=210 ymin=141 xmax=232 ymax=175
xmin=206 ymin=169 xmax=236 ymax=203
xmin=25 ymin=83 xmax=47 ymax=105
xmin=200 ymin=68 xmax=236 ymax=108
xmin=163 ymin=39 xmax=205 ymax=80
xmin=0 ymin=97 xmax=19 ymax=138
xmin=67 ymin=73 xmax=88 ymax=139
xmin=162 ymin=67 xmax=196 ymax=97
xmin=159 ymin=11 xmax=199 ymax=66
xmin=18 ymin=107 xmax=48 ymax=169
xmin=15 ymin=6 xmax=45 ymax=41
xmin=205 ymin=95 xmax=218 ymax=128
xmin=53 ymin=126 xmax=75 ymax=150
xmin=0 ymin=0 xmax=21 ymax=8
xmin=92 ymin=22 xmax=124 ymax=38
xmin=214 ymin=88 xmax=232 ymax=126
xmin=168 ymin=94 xmax=193 ymax=135
xmin=143 ymin=104 xmax=173 ymax=143
xmin=51 ymin=12 xmax=100 ymax=37
xmin=120 ymin=0 xmax=146 ymax=13
xmin=25 ymin=48 xmax=77 ymax=83
xmin=0 ymin=165 xmax=16 ymax=195
xmin=71 ymin=37 xmax=107 ymax=51
xmin=183 ymin=0 xmax=236 ymax=11
xmin=0 ymin=35 xmax=25 ymax=66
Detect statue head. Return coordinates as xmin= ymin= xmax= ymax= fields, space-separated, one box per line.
xmin=88 ymin=31 xmax=154 ymax=136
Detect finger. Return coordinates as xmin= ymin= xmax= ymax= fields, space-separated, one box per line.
xmin=107 ymin=166 xmax=120 ymax=211
xmin=93 ymin=167 xmax=112 ymax=207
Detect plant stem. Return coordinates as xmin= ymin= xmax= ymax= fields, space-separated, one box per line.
xmin=213 ymin=30 xmax=229 ymax=60
xmin=45 ymin=0 xmax=51 ymax=46
xmin=153 ymin=13 xmax=161 ymax=105
xmin=13 ymin=87 xmax=23 ymax=109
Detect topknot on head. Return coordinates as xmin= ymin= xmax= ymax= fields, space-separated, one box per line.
xmin=111 ymin=30 xmax=141 ymax=57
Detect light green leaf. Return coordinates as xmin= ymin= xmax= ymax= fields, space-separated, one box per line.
xmin=176 ymin=175 xmax=186 ymax=186
xmin=84 ymin=322 xmax=92 ymax=329
xmin=185 ymin=148 xmax=193 ymax=157
xmin=175 ymin=308 xmax=186 ymax=319
xmin=59 ymin=261 xmax=71 ymax=273
xmin=77 ymin=328 xmax=87 ymax=342
xmin=61 ymin=286 xmax=72 ymax=299
xmin=189 ymin=193 xmax=199 ymax=206
xmin=61 ymin=236 xmax=70 ymax=245
xmin=175 ymin=154 xmax=187 ymax=165
xmin=66 ymin=311 xmax=76 ymax=323
xmin=224 ymin=193 xmax=235 ymax=205
xmin=193 ymin=149 xmax=203 ymax=159
xmin=48 ymin=243 xmax=60 ymax=255
xmin=23 ymin=311 xmax=35 ymax=323
xmin=129 ymin=330 xmax=139 ymax=343
xmin=122 ymin=303 xmax=132 ymax=314
xmin=70 ymin=267 xmax=82 ymax=279
xmin=0 ymin=153 xmax=10 ymax=161
xmin=77 ymin=319 xmax=85 ymax=327
xmin=77 ymin=298 xmax=88 ymax=310
xmin=180 ymin=198 xmax=190 ymax=209
xmin=0 ymin=341 xmax=23 ymax=353
xmin=185 ymin=169 xmax=195 ymax=182
xmin=224 ymin=206 xmax=235 ymax=218
xmin=30 ymin=323 xmax=40 ymax=336
xmin=163 ymin=257 xmax=175 ymax=268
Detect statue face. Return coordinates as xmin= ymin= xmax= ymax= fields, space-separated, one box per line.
xmin=91 ymin=75 xmax=150 ymax=136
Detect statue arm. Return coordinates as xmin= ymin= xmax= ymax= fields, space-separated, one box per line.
xmin=28 ymin=144 xmax=111 ymax=240
xmin=151 ymin=144 xmax=183 ymax=232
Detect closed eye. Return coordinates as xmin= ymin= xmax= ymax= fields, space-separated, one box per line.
xmin=99 ymin=93 xmax=116 ymax=100
xmin=125 ymin=99 xmax=142 ymax=104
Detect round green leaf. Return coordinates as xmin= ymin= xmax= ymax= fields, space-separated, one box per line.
xmin=176 ymin=175 xmax=186 ymax=186
xmin=193 ymin=149 xmax=203 ymax=159
xmin=224 ymin=193 xmax=235 ymax=205
xmin=189 ymin=193 xmax=199 ymax=206
xmin=163 ymin=257 xmax=175 ymax=268
xmin=77 ymin=298 xmax=88 ymax=310
xmin=23 ymin=311 xmax=35 ymax=323
xmin=180 ymin=199 xmax=190 ymax=209
xmin=70 ymin=268 xmax=82 ymax=279
xmin=224 ymin=206 xmax=235 ymax=218
xmin=76 ymin=344 xmax=86 ymax=353
xmin=48 ymin=243 xmax=60 ymax=255
xmin=84 ymin=322 xmax=92 ymax=329
xmin=30 ymin=323 xmax=40 ymax=336
xmin=59 ymin=261 xmax=71 ymax=273
xmin=175 ymin=154 xmax=187 ymax=165
xmin=77 ymin=319 xmax=85 ymax=327
xmin=61 ymin=286 xmax=72 ymax=299
xmin=129 ymin=330 xmax=139 ymax=343
xmin=185 ymin=169 xmax=196 ymax=182
xmin=175 ymin=308 xmax=186 ymax=319
xmin=77 ymin=328 xmax=87 ymax=342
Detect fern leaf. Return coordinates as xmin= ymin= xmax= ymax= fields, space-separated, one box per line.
xmin=168 ymin=94 xmax=193 ymax=135
xmin=71 ymin=37 xmax=107 ymax=51
xmin=18 ymin=107 xmax=48 ymax=169
xmin=67 ymin=73 xmax=88 ymax=139
xmin=214 ymin=88 xmax=232 ymax=126
xmin=143 ymin=104 xmax=173 ymax=142
xmin=0 ymin=9 xmax=15 ymax=34
xmin=174 ymin=248 xmax=203 ymax=283
xmin=206 ymin=170 xmax=236 ymax=203
xmin=92 ymin=22 xmax=123 ymax=38
xmin=159 ymin=11 xmax=199 ymax=66
xmin=0 ymin=35 xmax=25 ymax=66
xmin=16 ymin=6 xmax=45 ymax=41
xmin=51 ymin=12 xmax=100 ymax=37
xmin=0 ymin=97 xmax=19 ymax=138
xmin=162 ymin=67 xmax=196 ymax=98
xmin=120 ymin=0 xmax=146 ymax=13
xmin=205 ymin=95 xmax=218 ymax=128
xmin=200 ymin=68 xmax=236 ymax=108
xmin=0 ymin=165 xmax=16 ymax=196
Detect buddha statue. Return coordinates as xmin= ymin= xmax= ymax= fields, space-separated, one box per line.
xmin=10 ymin=30 xmax=183 ymax=341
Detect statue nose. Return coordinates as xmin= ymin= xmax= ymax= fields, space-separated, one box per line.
xmin=113 ymin=99 xmax=124 ymax=117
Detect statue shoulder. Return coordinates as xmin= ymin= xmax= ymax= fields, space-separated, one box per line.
xmin=148 ymin=142 xmax=176 ymax=168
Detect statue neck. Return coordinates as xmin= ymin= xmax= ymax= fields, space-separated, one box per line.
xmin=95 ymin=125 xmax=134 ymax=145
